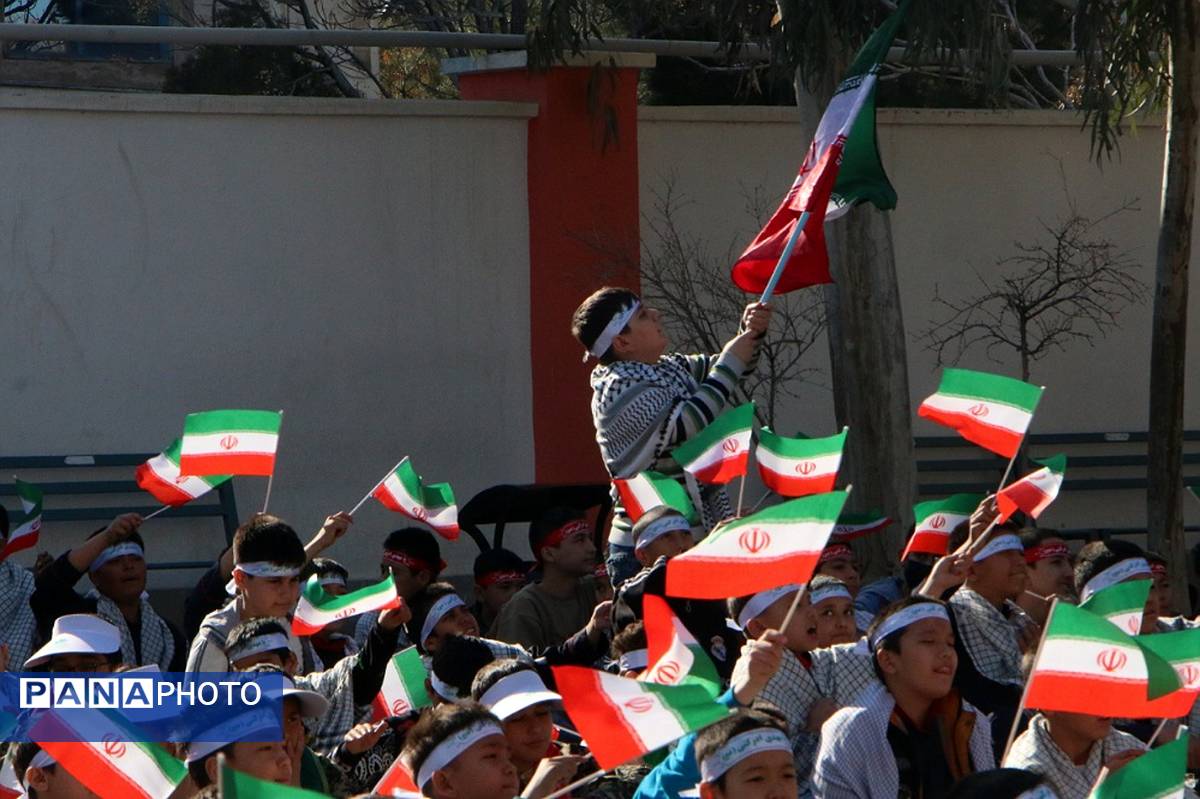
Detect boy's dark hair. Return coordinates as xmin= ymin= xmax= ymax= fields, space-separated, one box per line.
xmin=402 ymin=703 xmax=501 ymax=791
xmin=474 ymin=547 xmax=528 ymax=581
xmin=12 ymin=741 xmax=54 ymax=793
xmin=1145 ymin=550 xmax=1167 ymax=568
xmin=407 ymin=582 xmax=462 ymax=651
xmin=943 ymin=768 xmax=1045 ymax=799
xmin=571 ymin=287 xmax=640 ymax=364
xmin=610 ymin=620 xmax=646 ymax=659
xmin=226 ymin=617 xmax=292 ymax=663
xmin=694 ymin=710 xmax=788 ymax=789
xmin=1075 ymin=539 xmax=1147 ymax=595
xmin=431 ymin=635 xmax=497 ymax=698
xmin=301 ymin=556 xmax=349 ymax=584
xmin=947 ymin=517 xmax=1020 ymax=553
xmin=383 ymin=527 xmax=444 ymax=576
xmin=865 ymin=596 xmax=950 ymax=683
xmin=1018 ymin=528 xmax=1063 ymax=551
xmin=727 ymin=593 xmax=752 ymax=624
xmin=86 ymin=525 xmax=147 ymax=553
xmin=186 ymin=743 xmax=233 ymax=788
xmin=529 ymin=507 xmax=587 ymax=561
xmin=232 ymin=513 xmax=305 ymax=567
xmin=470 ymin=657 xmax=533 ymax=701
xmin=631 ymin=506 xmax=689 ymax=549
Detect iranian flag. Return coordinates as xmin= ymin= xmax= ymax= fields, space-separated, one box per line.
xmin=34 ymin=711 xmax=187 ymax=799
xmin=374 ymin=755 xmax=422 ymax=797
xmin=1088 ymin=736 xmax=1187 ymax=799
xmin=1 ymin=479 xmax=42 ymax=560
xmin=641 ymin=595 xmax=721 ymax=697
xmin=917 ymin=369 xmax=1043 ymax=458
xmin=665 ymin=491 xmax=848 ymax=599
xmin=900 ymin=493 xmax=983 ymax=560
xmin=370 ymin=457 xmax=459 ymax=540
xmin=1079 ymin=579 xmax=1151 ymax=637
xmin=221 ymin=763 xmax=330 ymax=798
xmin=292 ymin=574 xmax=402 ymax=636
xmin=1137 ymin=629 xmax=1200 ymax=718
xmin=730 ymin=0 xmax=907 ymax=295
xmin=614 ymin=471 xmax=697 ymax=523
xmin=755 ymin=427 xmax=846 ymax=497
xmin=996 ymin=454 xmax=1067 ymax=523
xmin=552 ymin=666 xmax=732 ymax=770
xmin=372 ymin=646 xmax=433 ymax=721
xmin=135 ymin=438 xmax=231 ymax=506
xmin=1024 ymin=602 xmax=1191 ymax=719
xmin=832 ymin=510 xmax=891 ymax=541
xmin=671 ymin=403 xmax=756 ymax=485
xmin=178 ymin=409 xmax=282 ymax=476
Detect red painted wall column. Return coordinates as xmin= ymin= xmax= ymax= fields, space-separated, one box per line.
xmin=447 ymin=52 xmax=653 ymax=484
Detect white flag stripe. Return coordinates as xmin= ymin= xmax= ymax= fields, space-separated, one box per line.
xmin=180 ymin=431 xmax=279 ymax=457
xmin=1036 ymin=637 xmax=1147 ymax=682
xmin=685 ymin=520 xmax=830 ymax=560
xmin=755 ymin=448 xmax=841 ymax=478
xmin=914 ymin=511 xmax=971 ymax=536
xmin=684 ymin=430 xmax=752 ymax=473
xmin=81 ymin=740 xmax=176 ymax=799
xmin=920 ymin=394 xmax=1032 ymax=435
xmin=595 ymin=671 xmax=686 ymax=750
xmin=820 ymin=74 xmax=878 ymax=221
xmin=624 ymin=478 xmax=662 ymax=511
xmin=643 ymin=620 xmax=696 ymax=688
xmin=380 ymin=473 xmax=457 ymax=528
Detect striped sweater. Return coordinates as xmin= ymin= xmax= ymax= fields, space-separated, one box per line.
xmin=590 ymin=345 xmax=759 ymax=546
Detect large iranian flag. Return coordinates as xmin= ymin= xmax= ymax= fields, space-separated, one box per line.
xmin=179 ymin=409 xmax=282 ymax=476
xmin=1088 ymin=736 xmax=1187 ymax=799
xmin=614 ymin=471 xmax=697 ymax=524
xmin=665 ymin=491 xmax=847 ymax=599
xmin=730 ymin=0 xmax=907 ymax=294
xmin=996 ymin=454 xmax=1067 ymax=523
xmin=370 ymin=457 xmax=459 ymax=540
xmin=1024 ymin=602 xmax=1190 ymax=719
xmin=917 ymin=369 xmax=1043 ymax=458
xmin=671 ymin=404 xmax=756 ymax=485
xmin=1137 ymin=629 xmax=1200 ymax=718
xmin=1079 ymin=579 xmax=1151 ymax=637
xmin=292 ymin=574 xmax=402 ymax=636
xmin=372 ymin=646 xmax=433 ymax=721
xmin=552 ymin=666 xmax=732 ymax=770
xmin=135 ymin=438 xmax=231 ymax=506
xmin=34 ymin=711 xmax=186 ymax=799
xmin=900 ymin=493 xmax=983 ymax=560
xmin=641 ymin=595 xmax=721 ymax=697
xmin=221 ymin=763 xmax=330 ymax=798
xmin=1 ymin=479 xmax=42 ymax=560
xmin=832 ymin=510 xmax=891 ymax=541
xmin=755 ymin=427 xmax=846 ymax=497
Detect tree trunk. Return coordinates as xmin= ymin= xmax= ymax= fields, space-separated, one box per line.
xmin=1148 ymin=4 xmax=1197 ymax=616
xmin=793 ymin=65 xmax=916 ymax=583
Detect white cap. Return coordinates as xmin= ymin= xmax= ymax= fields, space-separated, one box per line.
xmin=478 ymin=669 xmax=561 ymax=720
xmin=25 ymin=614 xmax=121 ymax=669
xmin=184 ymin=708 xmax=282 ymax=763
xmin=276 ymin=673 xmax=329 ymax=718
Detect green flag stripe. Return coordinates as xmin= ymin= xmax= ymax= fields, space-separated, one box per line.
xmin=672 ymin=404 xmax=756 ymax=465
xmin=642 ymin=681 xmax=733 ymax=731
xmin=914 ymin=493 xmax=984 ymax=519
xmin=757 ymin=428 xmax=846 ymax=458
xmin=936 ymin=368 xmax=1042 ymax=412
xmin=184 ymin=409 xmax=282 ymax=435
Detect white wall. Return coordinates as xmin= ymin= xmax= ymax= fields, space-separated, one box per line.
xmin=638 ymin=107 xmax=1200 ymax=534
xmin=0 ymin=90 xmax=537 ymax=587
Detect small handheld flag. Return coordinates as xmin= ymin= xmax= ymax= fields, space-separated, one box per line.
xmin=1087 ymin=735 xmax=1187 ymax=799
xmin=996 ymin=454 xmax=1067 ymax=523
xmin=614 ymin=471 xmax=697 ymax=524
xmin=900 ymin=493 xmax=984 ymax=560
xmin=755 ymin=427 xmax=846 ymax=498
xmin=179 ymin=409 xmax=282 ymax=477
xmin=671 ymin=403 xmax=756 ymax=485
xmin=136 ymin=438 xmax=231 ymax=506
xmin=221 ymin=760 xmax=330 ymax=797
xmin=367 ymin=457 xmax=459 ymax=540
xmin=832 ymin=510 xmax=891 ymax=541
xmin=641 ymin=595 xmax=721 ymax=697
xmin=1079 ymin=579 xmax=1151 ymax=637
xmin=1136 ymin=628 xmax=1200 ymax=718
xmin=1 ymin=479 xmax=42 ymax=560
xmin=917 ymin=368 xmax=1043 ymax=458
xmin=292 ymin=574 xmax=403 ymax=636
xmin=373 ymin=646 xmax=433 ymax=721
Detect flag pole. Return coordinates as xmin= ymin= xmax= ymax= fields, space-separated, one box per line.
xmin=758 ymin=211 xmax=810 ymax=305
xmin=736 ymin=474 xmax=747 ymax=518
xmin=779 ymin=584 xmax=810 ymax=633
xmin=995 ymin=388 xmax=1043 ymax=493
xmin=261 ymin=409 xmax=283 ymax=514
xmin=748 ymin=489 xmax=773 ymax=515
xmin=349 ymin=458 xmax=407 ymax=517
xmin=1146 ymin=717 xmax=1172 ymax=748
xmin=142 ymin=505 xmax=170 ymax=521
xmin=1001 ymin=596 xmax=1057 ymax=762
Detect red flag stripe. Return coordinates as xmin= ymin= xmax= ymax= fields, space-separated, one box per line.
xmin=665 ymin=553 xmax=820 ymax=600
xmin=177 ymin=452 xmax=275 ymax=476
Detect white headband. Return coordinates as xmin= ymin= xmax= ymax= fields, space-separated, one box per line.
xmin=420 ymin=594 xmax=466 ymax=647
xmin=618 ymin=649 xmax=649 ymax=672
xmin=319 ymin=574 xmax=347 ymax=589
xmin=1015 ymin=786 xmax=1058 ymax=799
xmin=479 ymin=669 xmax=561 ymax=720
xmin=416 ymin=720 xmax=504 ymax=789
xmin=29 ymin=750 xmax=56 ymax=770
xmin=868 ymin=603 xmax=950 ymax=651
xmin=635 ymin=514 xmax=692 ymax=550
xmin=809 ymin=583 xmax=852 ymax=606
xmin=737 ymin=584 xmax=803 ymax=629
xmin=90 ymin=541 xmax=145 ymax=572
xmin=583 ymin=300 xmax=640 ymax=361
xmin=699 ymin=728 xmax=792 ymax=783
xmin=429 ymin=671 xmax=461 ymax=702
xmin=235 ymin=562 xmax=302 ymax=578
xmin=227 ymin=632 xmax=292 ymax=664
xmin=1080 ymin=558 xmax=1152 ymax=602
xmin=972 ymin=533 xmax=1024 ymax=563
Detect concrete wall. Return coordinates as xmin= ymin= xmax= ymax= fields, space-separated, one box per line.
xmin=0 ymin=90 xmax=537 ymax=589
xmin=638 ymin=107 xmax=1200 ymax=534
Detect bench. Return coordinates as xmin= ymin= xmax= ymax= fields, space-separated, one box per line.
xmin=915 ymin=431 xmax=1200 ymax=541
xmin=458 ymin=483 xmax=613 ymax=554
xmin=0 ymin=453 xmax=240 ymax=571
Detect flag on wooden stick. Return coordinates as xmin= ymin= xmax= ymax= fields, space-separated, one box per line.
xmin=614 ymin=471 xmax=697 ymax=524
xmin=918 ymin=368 xmax=1043 ymax=458
xmin=370 ymin=457 xmax=460 ymax=540
xmin=900 ymin=493 xmax=983 ymax=560
xmin=671 ymin=404 xmax=756 ymax=486
xmin=179 ymin=409 xmax=282 ymax=476
xmin=136 ymin=438 xmax=231 ymax=506
xmin=1079 ymin=579 xmax=1151 ymax=637
xmin=641 ymin=595 xmax=721 ymax=696
xmin=1 ymin=479 xmax=42 ymax=560
xmin=755 ymin=427 xmax=846 ymax=498
xmin=292 ymin=574 xmax=402 ymax=636
xmin=372 ymin=647 xmax=433 ymax=721
xmin=996 ymin=454 xmax=1067 ymax=522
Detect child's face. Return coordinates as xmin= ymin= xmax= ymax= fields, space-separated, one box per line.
xmin=502 ymin=703 xmax=555 ymax=771
xmin=701 ymin=749 xmax=797 ymax=799
xmin=226 ymin=741 xmax=293 ymax=785
xmin=614 ymin=306 xmax=668 ymax=363
xmin=426 ymin=605 xmax=481 ymax=652
xmin=878 ymin=618 xmax=957 ymax=700
xmin=439 ymin=735 xmax=521 ymax=799
xmin=813 ymin=597 xmax=857 ymax=647
xmin=635 ymin=530 xmax=694 ymax=566
xmin=816 ymin=557 xmax=861 ymax=596
xmin=239 ymin=573 xmax=301 ymax=619
xmin=478 ymin=578 xmax=524 ymax=617
xmin=758 ymin=592 xmax=818 ymax=654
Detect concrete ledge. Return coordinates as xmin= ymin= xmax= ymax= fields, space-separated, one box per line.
xmin=443 ymin=49 xmax=655 ymax=76
xmin=638 ymin=105 xmax=1166 ymax=128
xmin=0 ymin=88 xmax=538 ymax=118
